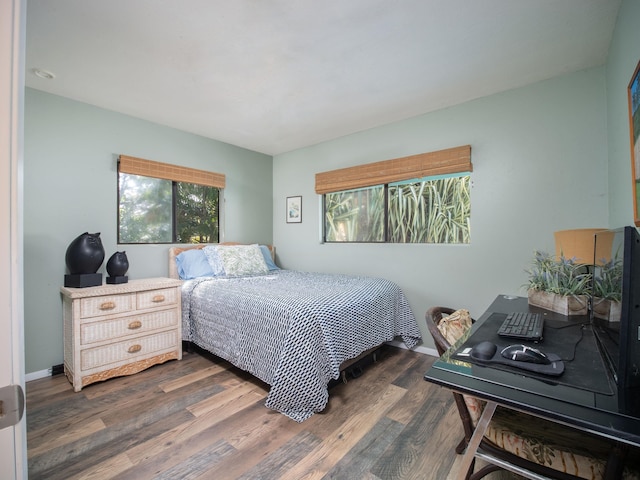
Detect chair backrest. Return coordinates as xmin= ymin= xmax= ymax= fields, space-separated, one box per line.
xmin=426 ymin=306 xmax=459 ymax=356
xmin=426 ymin=306 xmax=481 ymax=449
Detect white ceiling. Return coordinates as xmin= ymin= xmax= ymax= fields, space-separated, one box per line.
xmin=25 ymin=0 xmax=621 ymax=156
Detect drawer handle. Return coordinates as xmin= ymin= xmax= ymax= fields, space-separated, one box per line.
xmin=152 ymin=295 xmax=165 ymax=303
xmin=128 ymin=344 xmax=142 ymax=354
xmin=99 ymin=301 xmax=116 ymax=311
xmin=128 ymin=320 xmax=142 ymax=330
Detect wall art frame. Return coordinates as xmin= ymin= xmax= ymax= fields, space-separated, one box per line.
xmin=628 ymin=59 xmax=640 ymax=226
xmin=286 ymin=196 xmax=302 ymax=223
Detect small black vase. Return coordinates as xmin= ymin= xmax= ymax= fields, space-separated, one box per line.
xmin=65 ymin=232 xmax=105 ymax=274
xmin=107 ymin=251 xmax=129 ymax=277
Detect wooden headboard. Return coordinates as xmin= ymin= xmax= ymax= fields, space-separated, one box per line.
xmin=168 ymin=243 xmax=276 ymax=279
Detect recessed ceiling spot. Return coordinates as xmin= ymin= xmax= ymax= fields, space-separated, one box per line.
xmin=33 ymin=68 xmax=55 ymax=80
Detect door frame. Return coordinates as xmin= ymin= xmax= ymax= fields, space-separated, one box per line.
xmin=0 ymin=0 xmax=27 ymax=478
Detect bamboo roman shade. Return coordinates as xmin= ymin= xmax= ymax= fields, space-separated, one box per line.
xmin=118 ymin=155 xmax=226 ymax=189
xmin=315 ymin=145 xmax=471 ymax=194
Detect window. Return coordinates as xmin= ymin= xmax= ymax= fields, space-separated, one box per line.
xmin=323 ymin=174 xmax=470 ymax=243
xmin=317 ymin=146 xmax=472 ymax=244
xmin=117 ymin=155 xmax=224 ymax=244
xmin=388 ymin=174 xmax=470 ymax=243
xmin=324 ymin=185 xmax=385 ymax=242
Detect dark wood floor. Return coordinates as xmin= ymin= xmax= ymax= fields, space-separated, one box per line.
xmin=25 ymin=345 xmax=502 ymax=480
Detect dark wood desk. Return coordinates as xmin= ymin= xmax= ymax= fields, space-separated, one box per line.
xmin=424 ymin=295 xmax=640 ymax=479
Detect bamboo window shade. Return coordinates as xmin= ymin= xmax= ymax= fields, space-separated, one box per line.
xmin=315 ymin=145 xmax=471 ymax=194
xmin=118 ymin=155 xmax=226 ymax=189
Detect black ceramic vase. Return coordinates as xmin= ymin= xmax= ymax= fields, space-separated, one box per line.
xmin=65 ymin=232 xmax=105 ymax=274
xmin=106 ymin=251 xmax=129 ymax=277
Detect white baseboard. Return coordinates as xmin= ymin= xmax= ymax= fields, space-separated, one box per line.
xmin=387 ymin=339 xmax=438 ymax=357
xmin=25 ymin=369 xmax=52 ymax=382
xmin=24 ymin=343 xmax=438 ymax=383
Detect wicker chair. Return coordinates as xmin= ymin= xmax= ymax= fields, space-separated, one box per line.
xmin=426 ymin=306 xmax=630 ymax=480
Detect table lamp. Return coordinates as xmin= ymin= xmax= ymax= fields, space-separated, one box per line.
xmin=554 ymin=228 xmax=611 ymax=265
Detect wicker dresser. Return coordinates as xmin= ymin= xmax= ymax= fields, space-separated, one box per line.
xmin=61 ymin=277 xmax=183 ymax=392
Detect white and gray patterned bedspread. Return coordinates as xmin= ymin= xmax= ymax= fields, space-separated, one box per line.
xmin=181 ymin=270 xmax=421 ymax=422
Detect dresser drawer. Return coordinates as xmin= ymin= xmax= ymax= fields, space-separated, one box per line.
xmin=80 ymin=293 xmax=134 ymax=319
xmin=62 ymin=277 xmax=182 ymax=391
xmin=137 ymin=287 xmax=178 ymax=310
xmin=80 ymin=330 xmax=179 ymax=371
xmin=80 ymin=309 xmax=179 ymax=345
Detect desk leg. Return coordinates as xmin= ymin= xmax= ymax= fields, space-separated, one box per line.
xmin=456 ymin=401 xmax=497 ymax=480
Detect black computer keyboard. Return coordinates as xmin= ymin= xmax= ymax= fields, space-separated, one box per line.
xmin=497 ymin=312 xmax=544 ymax=341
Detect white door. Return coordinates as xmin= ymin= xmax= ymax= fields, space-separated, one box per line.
xmin=0 ymin=0 xmax=27 ymax=479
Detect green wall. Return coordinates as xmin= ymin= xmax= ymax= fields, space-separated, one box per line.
xmin=24 ymin=89 xmax=273 ymax=373
xmin=24 ymin=0 xmax=640 ymax=368
xmin=273 ymin=67 xmax=610 ymax=349
xmin=606 ymin=0 xmax=640 ymax=228
xmin=272 ymin=0 xmax=640 ymax=349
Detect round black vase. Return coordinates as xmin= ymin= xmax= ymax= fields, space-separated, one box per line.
xmin=106 ymin=251 xmax=129 ymax=277
xmin=65 ymin=232 xmax=105 ymax=274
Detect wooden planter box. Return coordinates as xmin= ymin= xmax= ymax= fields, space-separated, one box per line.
xmin=592 ymin=297 xmax=622 ymax=323
xmin=527 ymin=289 xmax=589 ymax=316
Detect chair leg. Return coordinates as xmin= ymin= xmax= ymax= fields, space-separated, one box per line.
xmin=463 ymin=457 xmax=476 ymax=480
xmin=455 ymin=437 xmax=468 ymax=455
xmin=603 ymin=442 xmax=628 ymax=480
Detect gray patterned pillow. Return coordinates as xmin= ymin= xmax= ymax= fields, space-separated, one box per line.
xmin=202 ymin=246 xmax=226 ymax=276
xmin=216 ymin=244 xmax=269 ymax=276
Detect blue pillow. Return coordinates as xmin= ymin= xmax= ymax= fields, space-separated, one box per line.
xmin=260 ymin=245 xmax=279 ymax=270
xmin=175 ymin=249 xmax=215 ymax=280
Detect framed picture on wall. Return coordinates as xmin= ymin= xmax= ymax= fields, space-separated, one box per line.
xmin=628 ymin=59 xmax=640 ymax=226
xmin=286 ymin=196 xmax=302 ymax=223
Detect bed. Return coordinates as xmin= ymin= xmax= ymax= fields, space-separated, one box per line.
xmin=169 ymin=243 xmax=422 ymax=422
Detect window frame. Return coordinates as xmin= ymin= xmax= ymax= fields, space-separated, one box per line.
xmin=117 ymin=155 xmax=224 ymax=245
xmin=321 ymin=184 xmax=388 ymax=243
xmin=322 ymin=172 xmax=471 ymax=244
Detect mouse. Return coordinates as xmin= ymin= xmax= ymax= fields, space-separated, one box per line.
xmin=500 ymin=344 xmax=551 ymax=365
xmin=471 ymin=341 xmax=497 ymax=360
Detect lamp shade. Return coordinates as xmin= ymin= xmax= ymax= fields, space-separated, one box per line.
xmin=554 ymin=228 xmax=607 ymax=265
xmin=593 ymin=230 xmax=616 ymax=265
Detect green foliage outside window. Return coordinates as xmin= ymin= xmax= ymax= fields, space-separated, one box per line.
xmin=324 ymin=186 xmax=385 ymax=242
xmin=118 ymin=173 xmax=219 ymax=244
xmin=389 ymin=175 xmax=471 ymax=243
xmin=324 ymin=174 xmax=470 ymax=244
xmin=175 ymin=182 xmax=219 ymax=243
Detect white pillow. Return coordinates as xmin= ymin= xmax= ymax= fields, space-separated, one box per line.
xmin=216 ymin=244 xmax=269 ymax=276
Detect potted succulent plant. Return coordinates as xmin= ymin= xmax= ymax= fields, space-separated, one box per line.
xmin=592 ymin=256 xmax=623 ymax=322
xmin=525 ymin=251 xmax=591 ymax=315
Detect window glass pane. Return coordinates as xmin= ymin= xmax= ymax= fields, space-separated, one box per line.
xmin=118 ymin=173 xmax=172 ymax=243
xmin=324 ymin=186 xmax=385 ymax=242
xmin=175 ymin=183 xmax=219 ymax=243
xmin=388 ymin=174 xmax=470 ymax=243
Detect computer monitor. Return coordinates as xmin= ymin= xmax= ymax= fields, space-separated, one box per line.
xmin=592 ymin=226 xmax=640 ymax=392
